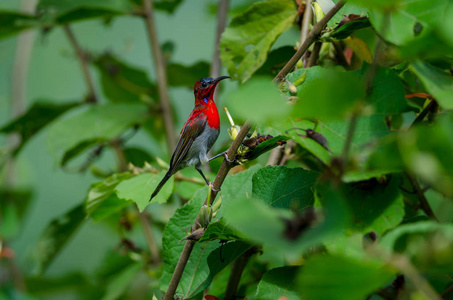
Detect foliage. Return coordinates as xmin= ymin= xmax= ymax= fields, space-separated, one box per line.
xmin=1 ymin=0 xmax=453 ymax=299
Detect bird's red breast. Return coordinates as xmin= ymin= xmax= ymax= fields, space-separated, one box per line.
xmin=181 ymin=98 xmax=220 ymax=134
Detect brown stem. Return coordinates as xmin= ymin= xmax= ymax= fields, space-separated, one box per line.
xmin=143 ymin=0 xmax=176 ymax=151
xmin=300 ymin=0 xmax=313 ymax=68
xmin=406 ymin=173 xmax=439 ymax=222
xmin=266 ymin=145 xmax=284 ymax=166
xmin=307 ymin=41 xmax=322 ymax=67
xmin=274 ymin=0 xmax=345 ymax=83
xmin=164 ymin=122 xmax=252 ymax=300
xmin=137 ymin=210 xmax=161 ymax=264
xmin=224 ymin=247 xmax=257 ymax=300
xmin=210 ymin=0 xmax=230 ymax=78
xmin=111 ymin=139 xmax=128 ymax=172
xmin=442 ymin=284 xmax=453 ymax=299
xmin=300 ymin=0 xmax=313 ymax=45
xmin=63 ymin=25 xmax=97 ymax=103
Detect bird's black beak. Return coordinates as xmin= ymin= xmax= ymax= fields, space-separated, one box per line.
xmin=214 ymin=75 xmax=231 ymax=84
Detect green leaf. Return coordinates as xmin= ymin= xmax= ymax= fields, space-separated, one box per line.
xmin=369 ymin=115 xmax=453 ymax=197
xmin=32 ymin=204 xmax=86 ymax=274
xmin=0 ymin=189 xmax=32 ymax=239
xmin=161 ymin=187 xmax=249 ymax=298
xmin=370 ymin=0 xmax=449 ymax=46
xmin=0 ymin=11 xmax=38 ymax=40
xmin=46 ymin=103 xmax=148 ymax=165
xmin=293 ymin=68 xmax=365 ymax=119
xmin=101 ymin=262 xmax=143 ymax=300
xmin=240 ymin=135 xmax=289 ymax=162
xmin=380 ymin=221 xmax=453 ymax=272
xmin=410 ymin=61 xmax=453 ymax=109
xmin=327 ymin=3 xmax=369 ymax=27
xmin=363 ymin=66 xmax=413 ymax=114
xmin=226 ymin=77 xmax=291 ymax=125
xmin=93 ymin=54 xmax=157 ymax=104
xmin=220 ymin=0 xmax=297 ymax=83
xmin=297 ymin=255 xmax=395 ymax=300
xmin=199 ymin=165 xmax=262 ymax=243
xmin=115 ymin=171 xmax=174 ymax=212
xmin=255 ymin=266 xmax=300 ymax=300
xmin=167 ymin=61 xmax=210 ymax=87
xmin=123 ymin=147 xmax=154 ymax=167
xmin=223 ymin=182 xmax=351 ymax=257
xmin=252 ymin=166 xmax=319 ymax=212
xmin=331 ymin=17 xmax=371 ymax=40
xmin=36 ymin=0 xmax=133 ymax=24
xmin=85 ymin=172 xmax=133 ymax=221
xmin=198 ymin=219 xmax=244 ymax=243
xmin=0 ymin=101 xmax=78 ymax=156
xmin=342 ymin=175 xmax=404 ymax=235
xmin=25 ymin=272 xmax=91 ymax=295
xmin=186 ymin=241 xmax=251 ymax=298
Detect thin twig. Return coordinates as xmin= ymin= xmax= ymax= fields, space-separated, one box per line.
xmin=406 ymin=172 xmax=439 ymax=222
xmin=388 ymin=254 xmax=441 ymax=300
xmin=63 ymin=25 xmax=97 ymax=103
xmin=224 ymin=247 xmax=257 ymax=300
xmin=143 ymin=0 xmax=176 ymax=151
xmin=300 ymin=0 xmax=313 ymax=46
xmin=266 ymin=145 xmax=284 ymax=166
xmin=307 ymin=41 xmax=322 ymax=67
xmin=441 ymin=284 xmax=453 ymax=299
xmin=164 ymin=122 xmax=252 ymax=300
xmin=300 ymin=0 xmax=313 ymax=68
xmin=137 ymin=210 xmax=161 ymax=264
xmin=410 ymin=98 xmax=438 ymax=128
xmin=210 ymin=0 xmax=229 ymax=79
xmin=274 ymin=0 xmax=345 ymax=83
xmin=111 ymin=139 xmax=128 ymax=172
xmin=341 ymin=112 xmax=358 ymax=162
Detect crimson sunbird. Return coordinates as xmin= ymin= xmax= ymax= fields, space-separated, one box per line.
xmin=150 ymin=76 xmax=230 ymax=200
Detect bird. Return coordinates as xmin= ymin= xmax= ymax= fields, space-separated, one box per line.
xmin=150 ymin=76 xmax=230 ymax=201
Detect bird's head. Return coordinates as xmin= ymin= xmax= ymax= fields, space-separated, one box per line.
xmin=194 ymin=76 xmax=230 ymax=102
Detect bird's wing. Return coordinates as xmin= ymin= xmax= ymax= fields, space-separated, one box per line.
xmin=168 ymin=113 xmax=207 ymax=172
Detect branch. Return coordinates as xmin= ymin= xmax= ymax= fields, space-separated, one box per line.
xmin=273 ymin=0 xmax=345 ymax=83
xmin=406 ymin=172 xmax=439 ymax=222
xmin=143 ymin=0 xmax=177 ymax=151
xmin=307 ymin=41 xmax=322 ymax=67
xmin=63 ymin=25 xmax=97 ymax=103
xmin=137 ymin=210 xmax=161 ymax=264
xmin=224 ymin=246 xmax=258 ymax=300
xmin=300 ymin=0 xmax=313 ymax=47
xmin=210 ymin=0 xmax=230 ymax=79
xmin=410 ymin=98 xmax=438 ymax=128
xmin=164 ymin=121 xmax=252 ymax=300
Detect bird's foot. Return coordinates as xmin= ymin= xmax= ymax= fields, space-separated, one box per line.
xmin=209 ymin=151 xmax=235 ymax=164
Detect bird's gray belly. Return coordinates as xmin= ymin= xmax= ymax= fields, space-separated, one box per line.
xmin=180 ymin=126 xmax=219 ymax=168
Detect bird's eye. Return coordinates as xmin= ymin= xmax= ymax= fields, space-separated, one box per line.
xmin=201 ymin=82 xmax=208 ymax=88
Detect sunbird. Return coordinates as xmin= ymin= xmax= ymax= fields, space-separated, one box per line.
xmin=150 ymin=76 xmax=230 ymax=200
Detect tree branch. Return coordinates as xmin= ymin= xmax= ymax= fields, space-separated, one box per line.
xmin=406 ymin=172 xmax=439 ymax=222
xmin=224 ymin=246 xmax=257 ymax=300
xmin=63 ymin=25 xmax=97 ymax=103
xmin=410 ymin=98 xmax=437 ymax=129
xmin=143 ymin=0 xmax=176 ymax=151
xmin=163 ymin=122 xmax=252 ymax=300
xmin=307 ymin=41 xmax=322 ymax=67
xmin=273 ymin=0 xmax=345 ymax=83
xmin=210 ymin=0 xmax=229 ymax=79
xmin=137 ymin=210 xmax=161 ymax=264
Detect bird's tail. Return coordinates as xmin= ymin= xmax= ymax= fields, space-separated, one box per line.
xmin=150 ymin=170 xmax=172 ymax=201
